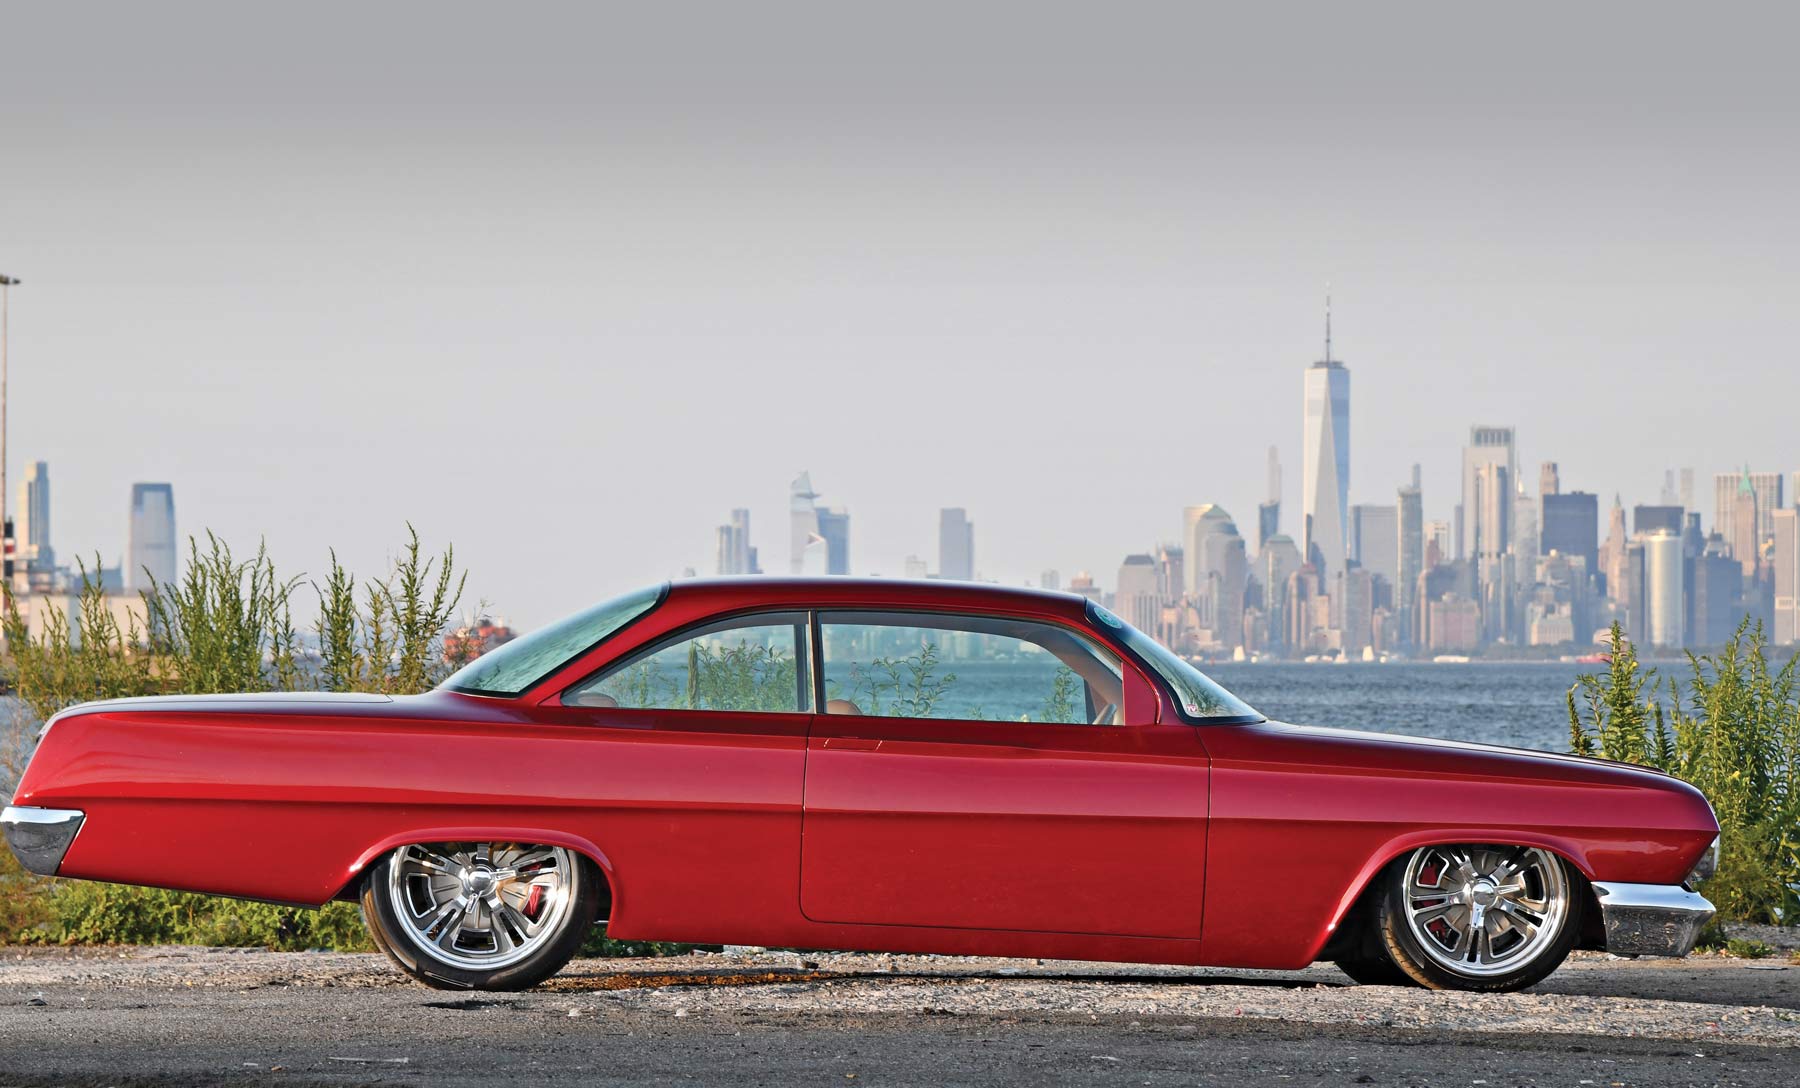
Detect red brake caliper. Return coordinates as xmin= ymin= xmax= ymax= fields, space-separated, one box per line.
xmin=523 ymin=884 xmax=545 ymax=921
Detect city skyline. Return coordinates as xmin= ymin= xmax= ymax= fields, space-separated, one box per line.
xmin=4 ymin=4 xmax=1799 ymax=629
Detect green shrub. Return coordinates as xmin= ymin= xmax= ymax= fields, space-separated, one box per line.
xmin=1570 ymin=621 xmax=1800 ymax=925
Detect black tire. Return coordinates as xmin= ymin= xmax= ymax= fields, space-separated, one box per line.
xmin=360 ymin=843 xmax=602 ymax=991
xmin=1333 ymin=950 xmax=1418 ymax=986
xmin=1376 ymin=844 xmax=1582 ymax=993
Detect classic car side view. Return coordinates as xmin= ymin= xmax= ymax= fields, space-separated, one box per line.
xmin=5 ymin=578 xmax=1719 ymax=992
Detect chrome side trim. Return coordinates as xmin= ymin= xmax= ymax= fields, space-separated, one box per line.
xmin=1592 ymin=880 xmax=1714 ymax=957
xmin=1 ymin=805 xmax=86 ymax=876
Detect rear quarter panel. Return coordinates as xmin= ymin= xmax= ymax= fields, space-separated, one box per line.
xmin=13 ymin=692 xmax=807 ymax=941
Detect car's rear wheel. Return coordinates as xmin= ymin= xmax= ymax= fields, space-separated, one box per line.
xmin=361 ymin=841 xmax=600 ymax=991
xmin=1377 ymin=843 xmax=1580 ymax=992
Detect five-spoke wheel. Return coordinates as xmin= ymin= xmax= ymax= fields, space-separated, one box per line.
xmin=361 ymin=841 xmax=601 ymax=990
xmin=1371 ymin=843 xmax=1581 ymax=992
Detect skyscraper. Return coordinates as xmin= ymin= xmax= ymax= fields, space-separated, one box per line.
xmin=1301 ymin=302 xmax=1350 ymax=580
xmin=1633 ymin=505 xmax=1684 ymax=536
xmin=1257 ymin=445 xmax=1281 ymax=550
xmin=1460 ymin=426 xmax=1516 ymax=562
xmin=714 ymin=508 xmax=758 ymax=576
xmin=816 ymin=506 xmax=851 ymax=576
xmin=1396 ymin=484 xmax=1423 ymax=645
xmin=1541 ymin=491 xmax=1599 ymax=573
xmin=1473 ymin=461 xmax=1512 ymax=640
xmin=1350 ymin=503 xmax=1399 ymax=589
xmin=128 ymin=482 xmax=176 ymax=589
xmin=1773 ymin=508 xmax=1798 ymax=645
xmin=938 ymin=508 xmax=975 ymax=581
xmin=1115 ymin=554 xmax=1159 ymax=633
xmin=1601 ymin=495 xmax=1628 ymax=602
xmin=789 ymin=472 xmax=821 ymax=574
xmin=1188 ymin=505 xmax=1246 ymax=648
xmin=1732 ymin=470 xmax=1760 ymax=577
xmin=16 ymin=460 xmax=51 ymax=570
xmin=1539 ymin=462 xmax=1560 ymax=498
xmin=1643 ymin=530 xmax=1685 ymax=649
xmin=1714 ymin=469 xmax=1784 ymax=553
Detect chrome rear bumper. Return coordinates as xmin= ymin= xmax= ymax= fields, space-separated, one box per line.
xmin=2 ymin=805 xmax=86 ymax=876
xmin=1592 ymin=880 xmax=1715 ymax=957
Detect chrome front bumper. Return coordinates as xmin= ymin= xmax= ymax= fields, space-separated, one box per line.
xmin=1 ymin=805 xmax=86 ymax=876
xmin=1592 ymin=880 xmax=1715 ymax=957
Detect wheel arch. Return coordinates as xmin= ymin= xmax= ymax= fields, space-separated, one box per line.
xmin=1316 ymin=830 xmax=1599 ymax=961
xmin=331 ymin=827 xmax=619 ymax=923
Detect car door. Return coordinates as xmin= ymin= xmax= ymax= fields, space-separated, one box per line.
xmin=799 ymin=609 xmax=1210 ymax=940
xmin=552 ymin=611 xmax=816 ymax=942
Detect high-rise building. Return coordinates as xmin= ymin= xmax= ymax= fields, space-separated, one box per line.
xmin=938 ymin=508 xmax=975 ymax=582
xmin=1731 ymin=470 xmax=1761 ymax=577
xmin=1189 ymin=507 xmax=1247 ymax=649
xmin=816 ymin=506 xmax=850 ymax=576
xmin=903 ymin=555 xmax=930 ymax=580
xmin=1396 ymin=486 xmax=1423 ymax=645
xmin=1040 ymin=569 xmax=1061 ymax=592
xmin=1601 ymin=495 xmax=1629 ymax=602
xmin=1623 ymin=538 xmax=1647 ymax=644
xmin=1155 ymin=544 xmax=1185 ymax=606
xmin=789 ymin=472 xmax=822 ymax=574
xmin=127 ymin=483 xmax=177 ymax=590
xmin=1542 ymin=491 xmax=1599 ymax=574
xmin=714 ymin=508 xmax=758 ymax=576
xmin=1258 ymin=445 xmax=1281 ymax=550
xmin=1301 ymin=303 xmax=1350 ymax=581
xmin=1473 ymin=461 xmax=1512 ymax=640
xmin=1714 ymin=469 xmax=1784 ymax=553
xmin=1116 ymin=554 xmax=1160 ymax=633
xmin=1260 ymin=534 xmax=1302 ymax=650
xmin=1460 ymin=426 xmax=1515 ymax=561
xmin=1692 ymin=538 xmax=1746 ymax=648
xmin=1539 ymin=462 xmax=1560 ymax=498
xmin=16 ymin=460 xmax=51 ymax=570
xmin=1184 ymin=505 xmax=1232 ymax=597
xmin=1680 ymin=468 xmax=1695 ymax=513
xmin=1633 ymin=505 xmax=1684 ymax=536
xmin=1643 ymin=530 xmax=1685 ymax=649
xmin=1423 ymin=520 xmax=1452 ymax=567
xmin=1773 ymin=508 xmax=1799 ymax=645
xmin=1350 ymin=503 xmax=1399 ymax=589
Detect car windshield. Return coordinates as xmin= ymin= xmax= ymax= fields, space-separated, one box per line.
xmin=443 ymin=584 xmax=667 ymax=696
xmin=1087 ymin=601 xmax=1261 ymax=722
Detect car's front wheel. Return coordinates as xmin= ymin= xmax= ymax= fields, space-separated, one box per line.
xmin=361 ymin=841 xmax=601 ymax=990
xmin=1376 ymin=843 xmax=1581 ymax=992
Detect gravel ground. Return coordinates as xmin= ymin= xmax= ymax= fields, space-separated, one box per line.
xmin=2 ymin=944 xmax=1797 ymax=1086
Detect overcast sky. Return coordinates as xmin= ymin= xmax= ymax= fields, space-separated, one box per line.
xmin=2 ymin=2 xmax=1796 ymax=628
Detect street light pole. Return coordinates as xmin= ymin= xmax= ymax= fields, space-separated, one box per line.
xmin=0 ymin=274 xmax=16 ymax=583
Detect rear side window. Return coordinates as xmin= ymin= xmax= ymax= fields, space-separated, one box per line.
xmin=564 ymin=612 xmax=813 ymax=714
xmin=443 ymin=584 xmax=665 ymax=697
xmin=818 ymin=610 xmax=1125 ymax=724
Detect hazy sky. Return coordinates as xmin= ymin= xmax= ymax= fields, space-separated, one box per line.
xmin=2 ymin=2 xmax=1797 ymax=628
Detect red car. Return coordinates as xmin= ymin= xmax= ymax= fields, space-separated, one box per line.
xmin=5 ymin=578 xmax=1718 ymax=992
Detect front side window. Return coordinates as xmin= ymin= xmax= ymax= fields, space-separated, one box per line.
xmin=819 ymin=611 xmax=1124 ymax=724
xmin=443 ymin=584 xmax=666 ymax=697
xmin=564 ymin=612 xmax=812 ymax=713
xmin=1088 ymin=601 xmax=1261 ymax=721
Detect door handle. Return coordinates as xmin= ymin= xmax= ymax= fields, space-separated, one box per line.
xmin=821 ymin=737 xmax=882 ymax=751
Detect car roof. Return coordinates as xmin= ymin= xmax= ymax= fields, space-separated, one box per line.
xmin=662 ymin=576 xmax=1092 ymax=620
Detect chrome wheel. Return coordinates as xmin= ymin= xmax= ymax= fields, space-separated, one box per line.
xmin=384 ymin=842 xmax=576 ymax=971
xmin=1401 ymin=844 xmax=1570 ymax=978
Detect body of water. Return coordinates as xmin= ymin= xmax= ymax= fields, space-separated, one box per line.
xmin=1206 ymin=662 xmax=1595 ymax=752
